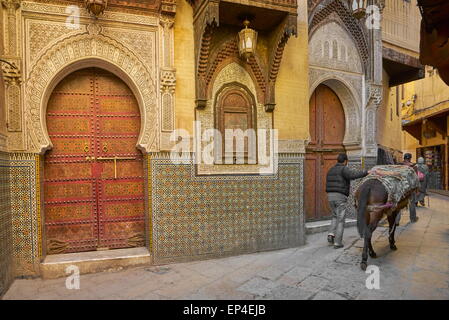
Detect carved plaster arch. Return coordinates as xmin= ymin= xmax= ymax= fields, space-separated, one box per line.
xmin=309 ymin=75 xmax=362 ymax=149
xmin=26 ymin=30 xmax=158 ymax=154
xmin=309 ymin=20 xmax=364 ymax=74
xmin=308 ymin=0 xmax=369 ymax=64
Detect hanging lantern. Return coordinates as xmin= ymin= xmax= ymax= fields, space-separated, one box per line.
xmin=348 ymin=0 xmax=368 ymax=19
xmin=85 ymin=0 xmax=108 ymax=16
xmin=238 ymin=19 xmax=258 ymax=61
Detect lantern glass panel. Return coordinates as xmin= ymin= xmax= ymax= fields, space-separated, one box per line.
xmin=238 ymin=27 xmax=257 ymax=60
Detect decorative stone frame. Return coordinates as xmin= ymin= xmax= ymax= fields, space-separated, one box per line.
xmin=308 ymin=0 xmax=386 ymax=164
xmin=196 ymin=62 xmax=274 ymax=175
xmin=25 ymin=31 xmax=159 ymax=154
xmin=308 ymin=17 xmax=365 ymax=156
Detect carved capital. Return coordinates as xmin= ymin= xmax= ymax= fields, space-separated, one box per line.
xmin=160 ymin=68 xmax=176 ymax=94
xmin=367 ymin=83 xmax=383 ymax=107
xmin=1 ymin=0 xmax=20 ymax=10
xmin=160 ymin=16 xmax=175 ymax=30
xmin=377 ymin=0 xmax=386 ymax=13
xmin=0 ymin=58 xmax=21 ymax=85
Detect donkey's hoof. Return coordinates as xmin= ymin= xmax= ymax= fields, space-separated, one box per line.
xmin=390 ymin=244 xmax=397 ymax=251
xmin=360 ymin=262 xmax=367 ymax=271
xmin=369 ymin=251 xmax=377 ymax=258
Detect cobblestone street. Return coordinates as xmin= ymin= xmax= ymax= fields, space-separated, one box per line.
xmin=4 ymin=193 xmax=449 ymax=300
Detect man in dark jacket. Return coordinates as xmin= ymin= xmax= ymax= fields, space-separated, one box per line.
xmin=326 ymin=153 xmax=369 ymax=249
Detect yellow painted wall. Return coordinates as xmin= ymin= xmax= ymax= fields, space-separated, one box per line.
xmin=406 ymin=71 xmax=449 ymax=113
xmin=274 ymin=0 xmax=309 ymax=140
xmin=377 ymin=69 xmax=403 ymax=153
xmin=173 ymin=0 xmax=196 ymax=134
xmin=402 ymin=70 xmax=449 ymax=151
xmin=402 ymin=70 xmax=449 ymax=187
xmin=173 ymin=0 xmax=309 ymax=141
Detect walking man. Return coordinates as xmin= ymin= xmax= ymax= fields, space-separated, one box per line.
xmin=326 ymin=154 xmax=369 ymax=249
xmin=416 ymin=156 xmax=429 ymax=207
xmin=401 ymin=153 xmax=419 ymax=223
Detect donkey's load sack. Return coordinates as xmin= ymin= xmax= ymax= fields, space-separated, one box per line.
xmin=356 ymin=165 xmax=419 ymax=210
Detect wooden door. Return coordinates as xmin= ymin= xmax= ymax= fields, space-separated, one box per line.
xmin=44 ymin=68 xmax=145 ymax=254
xmin=305 ymin=84 xmax=346 ymax=221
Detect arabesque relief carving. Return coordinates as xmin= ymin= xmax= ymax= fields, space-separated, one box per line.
xmin=7 ymin=1 xmax=178 ymax=154
xmin=25 ymin=26 xmax=159 ymax=154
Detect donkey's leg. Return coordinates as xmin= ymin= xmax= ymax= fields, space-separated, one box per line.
xmin=368 ymin=238 xmax=377 ymax=258
xmin=361 ymin=221 xmax=379 ymax=269
xmin=367 ymin=222 xmax=378 ymax=258
xmin=361 ymin=230 xmax=369 ymax=271
xmin=388 ymin=212 xmax=398 ymax=250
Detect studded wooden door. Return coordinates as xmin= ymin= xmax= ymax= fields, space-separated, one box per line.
xmin=305 ymin=84 xmax=346 ymax=221
xmin=44 ymin=68 xmax=145 ymax=254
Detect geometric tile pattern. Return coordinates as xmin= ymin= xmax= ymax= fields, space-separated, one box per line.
xmin=3 ymin=151 xmax=305 ymax=279
xmin=8 ymin=154 xmax=40 ymax=277
xmin=150 ymin=153 xmax=305 ymax=264
xmin=0 ymin=152 xmax=13 ymax=296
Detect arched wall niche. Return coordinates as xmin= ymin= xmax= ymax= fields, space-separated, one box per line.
xmin=309 ymin=76 xmax=362 ymax=149
xmin=197 ymin=62 xmax=273 ymax=175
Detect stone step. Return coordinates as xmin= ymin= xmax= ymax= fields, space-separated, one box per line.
xmin=40 ymin=247 xmax=151 ymax=279
xmin=305 ymin=218 xmax=357 ymax=235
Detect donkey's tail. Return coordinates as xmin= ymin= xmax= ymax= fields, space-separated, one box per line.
xmin=357 ymin=184 xmax=370 ymax=238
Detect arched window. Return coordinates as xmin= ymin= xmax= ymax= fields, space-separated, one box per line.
xmin=215 ymin=85 xmax=256 ymax=164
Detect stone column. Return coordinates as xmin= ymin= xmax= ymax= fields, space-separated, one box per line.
xmin=362 ymin=0 xmax=385 ymax=169
xmin=159 ymin=15 xmax=176 ymax=151
xmin=1 ymin=0 xmax=24 ymax=151
xmin=364 ymin=82 xmax=383 ymax=168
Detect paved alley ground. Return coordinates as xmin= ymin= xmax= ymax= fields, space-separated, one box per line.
xmin=3 ymin=193 xmax=449 ymax=300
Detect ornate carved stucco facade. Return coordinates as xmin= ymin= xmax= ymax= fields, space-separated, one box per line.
xmin=0 ymin=0 xmax=310 ymax=293
xmin=0 ymin=0 xmax=178 ymax=293
xmin=308 ymin=0 xmax=385 ymax=167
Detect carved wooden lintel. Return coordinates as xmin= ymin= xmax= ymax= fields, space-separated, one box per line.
xmin=161 ymin=0 xmax=177 ymax=16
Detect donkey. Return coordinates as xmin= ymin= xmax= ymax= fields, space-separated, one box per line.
xmin=355 ymin=177 xmax=415 ymax=271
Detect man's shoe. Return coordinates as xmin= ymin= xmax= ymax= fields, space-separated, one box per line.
xmin=411 ymin=217 xmax=419 ymax=223
xmin=327 ymin=235 xmax=335 ymax=245
xmin=334 ymin=244 xmax=344 ymax=249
